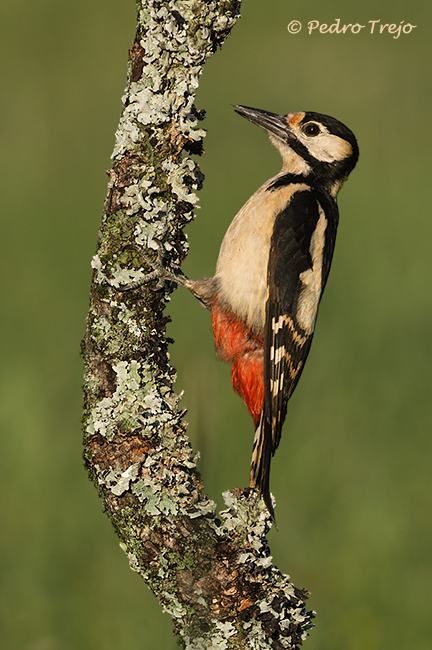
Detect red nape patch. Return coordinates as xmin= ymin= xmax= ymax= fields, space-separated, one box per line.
xmin=211 ymin=303 xmax=263 ymax=362
xmin=231 ymin=352 xmax=264 ymax=427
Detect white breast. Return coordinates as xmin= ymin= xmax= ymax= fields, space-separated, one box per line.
xmin=215 ymin=179 xmax=310 ymax=331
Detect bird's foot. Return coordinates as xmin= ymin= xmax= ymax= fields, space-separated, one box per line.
xmin=115 ymin=242 xmax=188 ymax=292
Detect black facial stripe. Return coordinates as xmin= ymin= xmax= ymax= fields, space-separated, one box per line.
xmin=267 ymin=173 xmax=310 ymax=192
xmin=280 ymin=142 xmax=357 ymax=189
xmin=264 ymin=110 xmax=358 ymax=191
xmin=287 ymin=136 xmax=317 ymax=167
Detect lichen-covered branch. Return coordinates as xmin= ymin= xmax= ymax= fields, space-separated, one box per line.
xmin=82 ymin=1 xmax=314 ymax=647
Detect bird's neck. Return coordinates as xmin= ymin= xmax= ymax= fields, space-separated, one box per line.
xmin=270 ymin=166 xmax=344 ymax=202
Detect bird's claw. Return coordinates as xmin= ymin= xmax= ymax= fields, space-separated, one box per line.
xmin=115 ymin=242 xmax=186 ymax=292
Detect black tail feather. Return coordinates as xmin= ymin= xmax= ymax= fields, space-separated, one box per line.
xmin=250 ymin=413 xmax=277 ymax=526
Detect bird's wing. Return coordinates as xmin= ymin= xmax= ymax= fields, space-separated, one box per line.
xmin=250 ymin=189 xmax=336 ymax=518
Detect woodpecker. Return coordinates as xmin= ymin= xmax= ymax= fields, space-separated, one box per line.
xmin=120 ymin=105 xmax=359 ymax=522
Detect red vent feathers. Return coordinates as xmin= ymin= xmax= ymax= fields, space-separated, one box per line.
xmin=212 ymin=302 xmax=264 ymax=426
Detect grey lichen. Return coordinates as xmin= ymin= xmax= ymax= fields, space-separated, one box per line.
xmin=82 ymin=1 xmax=314 ymax=647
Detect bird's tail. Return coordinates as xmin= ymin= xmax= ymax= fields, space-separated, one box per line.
xmin=250 ymin=412 xmax=276 ymax=525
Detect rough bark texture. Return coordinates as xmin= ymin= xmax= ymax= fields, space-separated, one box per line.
xmin=82 ymin=1 xmax=315 ymax=647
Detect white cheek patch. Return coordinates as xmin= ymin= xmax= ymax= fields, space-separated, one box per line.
xmin=298 ymin=130 xmax=352 ymax=163
xmin=296 ymin=208 xmax=327 ymax=334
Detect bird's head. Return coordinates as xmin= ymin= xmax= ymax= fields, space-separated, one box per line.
xmin=234 ymin=105 xmax=359 ymax=193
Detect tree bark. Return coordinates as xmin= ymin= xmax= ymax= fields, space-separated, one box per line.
xmin=82 ymin=1 xmax=314 ymax=647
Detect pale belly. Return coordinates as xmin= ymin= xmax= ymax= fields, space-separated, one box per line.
xmin=215 ymin=180 xmax=310 ymax=331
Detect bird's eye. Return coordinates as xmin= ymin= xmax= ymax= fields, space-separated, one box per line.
xmin=302 ymin=122 xmax=320 ymax=137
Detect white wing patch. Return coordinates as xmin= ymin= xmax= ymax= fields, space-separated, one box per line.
xmin=296 ymin=207 xmax=327 ymax=334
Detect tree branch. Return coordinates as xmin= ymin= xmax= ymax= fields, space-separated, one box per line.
xmin=82 ymin=1 xmax=314 ymax=647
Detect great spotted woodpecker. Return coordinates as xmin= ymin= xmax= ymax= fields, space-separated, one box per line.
xmin=120 ymin=105 xmax=359 ymax=522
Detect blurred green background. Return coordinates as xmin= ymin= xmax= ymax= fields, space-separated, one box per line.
xmin=1 ymin=1 xmax=431 ymax=649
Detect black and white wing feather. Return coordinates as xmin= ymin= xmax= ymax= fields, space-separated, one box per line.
xmin=250 ymin=189 xmax=338 ymax=521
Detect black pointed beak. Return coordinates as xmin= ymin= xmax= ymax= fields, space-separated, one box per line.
xmin=234 ymin=105 xmax=294 ymax=143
